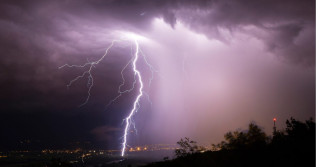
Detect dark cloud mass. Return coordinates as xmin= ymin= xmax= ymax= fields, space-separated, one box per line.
xmin=0 ymin=0 xmax=315 ymax=150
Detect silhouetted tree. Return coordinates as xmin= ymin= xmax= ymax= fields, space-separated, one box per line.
xmin=211 ymin=141 xmax=227 ymax=151
xmin=175 ymin=137 xmax=200 ymax=157
xmin=215 ymin=122 xmax=267 ymax=150
xmin=147 ymin=118 xmax=315 ymax=167
xmin=286 ymin=117 xmax=315 ymax=138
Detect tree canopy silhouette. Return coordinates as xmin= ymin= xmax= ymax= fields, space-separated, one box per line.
xmin=146 ymin=117 xmax=315 ymax=167
xmin=212 ymin=122 xmax=268 ymax=150
xmin=175 ymin=137 xmax=205 ymax=157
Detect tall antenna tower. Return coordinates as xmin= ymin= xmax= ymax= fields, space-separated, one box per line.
xmin=273 ymin=118 xmax=277 ymax=134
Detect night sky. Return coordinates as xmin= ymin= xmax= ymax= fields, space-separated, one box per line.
xmin=0 ymin=0 xmax=315 ymax=151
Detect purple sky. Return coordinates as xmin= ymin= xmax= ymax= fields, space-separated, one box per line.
xmin=0 ymin=0 xmax=315 ymax=150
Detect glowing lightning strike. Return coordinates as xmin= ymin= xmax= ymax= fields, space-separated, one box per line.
xmin=121 ymin=39 xmax=143 ymax=156
xmin=60 ymin=32 xmax=155 ymax=157
xmin=59 ymin=40 xmax=120 ymax=107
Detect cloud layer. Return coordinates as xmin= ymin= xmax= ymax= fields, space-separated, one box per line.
xmin=0 ymin=0 xmax=315 ymax=149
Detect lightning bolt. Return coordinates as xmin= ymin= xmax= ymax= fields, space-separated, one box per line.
xmin=59 ymin=33 xmax=154 ymax=157
xmin=121 ymin=39 xmax=143 ymax=156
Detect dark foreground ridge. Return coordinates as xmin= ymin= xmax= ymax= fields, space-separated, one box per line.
xmin=0 ymin=118 xmax=314 ymax=167
xmin=146 ymin=118 xmax=315 ymax=167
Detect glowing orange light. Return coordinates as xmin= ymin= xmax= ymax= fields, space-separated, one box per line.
xmin=273 ymin=118 xmax=277 ymax=121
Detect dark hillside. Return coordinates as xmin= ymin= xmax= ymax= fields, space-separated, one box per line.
xmin=146 ymin=118 xmax=315 ymax=167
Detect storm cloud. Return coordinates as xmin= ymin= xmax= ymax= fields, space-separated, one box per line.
xmin=0 ymin=0 xmax=315 ymax=150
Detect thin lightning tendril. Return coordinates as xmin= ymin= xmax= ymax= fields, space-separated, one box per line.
xmin=105 ymin=57 xmax=136 ymax=109
xmin=139 ymin=49 xmax=158 ymax=87
xmin=60 ymin=36 xmax=153 ymax=157
xmin=59 ymin=40 xmax=120 ymax=107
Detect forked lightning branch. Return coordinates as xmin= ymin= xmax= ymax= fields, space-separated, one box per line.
xmin=59 ymin=33 xmax=154 ymax=157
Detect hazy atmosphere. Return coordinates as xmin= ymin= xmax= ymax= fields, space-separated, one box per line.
xmin=0 ymin=0 xmax=315 ymax=153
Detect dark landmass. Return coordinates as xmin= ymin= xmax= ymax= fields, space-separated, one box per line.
xmin=0 ymin=149 xmax=174 ymax=167
xmin=0 ymin=118 xmax=314 ymax=167
xmin=146 ymin=118 xmax=315 ymax=167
